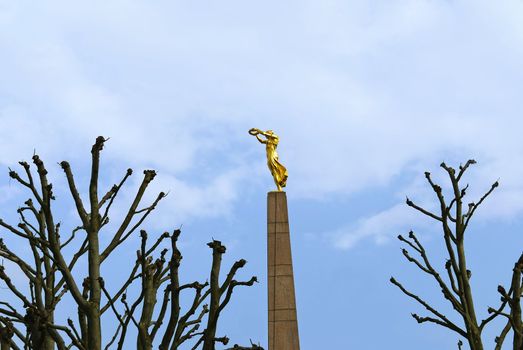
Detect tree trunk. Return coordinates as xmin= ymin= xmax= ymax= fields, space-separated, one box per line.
xmin=0 ymin=322 xmax=13 ymax=350
xmin=87 ymin=308 xmax=102 ymax=350
xmin=203 ymin=241 xmax=225 ymax=350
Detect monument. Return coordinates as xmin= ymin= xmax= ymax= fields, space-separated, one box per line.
xmin=249 ymin=128 xmax=300 ymax=350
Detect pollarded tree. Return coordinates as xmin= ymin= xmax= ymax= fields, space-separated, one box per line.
xmin=0 ymin=136 xmax=261 ymax=350
xmin=391 ymin=160 xmax=522 ymax=350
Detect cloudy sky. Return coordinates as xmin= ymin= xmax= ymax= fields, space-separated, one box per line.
xmin=1 ymin=0 xmax=523 ymax=348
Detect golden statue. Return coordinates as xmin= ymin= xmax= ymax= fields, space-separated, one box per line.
xmin=249 ymin=128 xmax=288 ymax=191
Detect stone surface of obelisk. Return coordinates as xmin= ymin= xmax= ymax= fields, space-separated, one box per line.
xmin=267 ymin=191 xmax=300 ymax=350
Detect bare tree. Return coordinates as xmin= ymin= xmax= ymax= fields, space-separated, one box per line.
xmin=0 ymin=136 xmax=262 ymax=350
xmin=391 ymin=160 xmax=523 ymax=349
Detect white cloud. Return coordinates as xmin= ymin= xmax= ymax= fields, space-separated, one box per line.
xmin=334 ymin=204 xmax=427 ymax=249
xmin=332 ymin=157 xmax=523 ymax=249
xmin=1 ymin=0 xmax=523 ymax=235
xmin=141 ymin=167 xmax=249 ymax=227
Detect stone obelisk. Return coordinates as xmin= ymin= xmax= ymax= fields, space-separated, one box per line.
xmin=267 ymin=191 xmax=300 ymax=350
xmin=248 ymin=128 xmax=300 ymax=350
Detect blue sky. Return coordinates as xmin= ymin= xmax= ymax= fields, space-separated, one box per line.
xmin=1 ymin=1 xmax=523 ymax=349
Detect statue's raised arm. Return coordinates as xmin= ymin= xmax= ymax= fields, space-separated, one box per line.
xmin=249 ymin=128 xmax=288 ymax=191
xmin=248 ymin=128 xmax=267 ymax=144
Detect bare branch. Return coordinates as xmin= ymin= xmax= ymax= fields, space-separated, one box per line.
xmin=494 ymin=320 xmax=512 ymax=350
xmin=115 ymin=191 xmax=166 ymax=247
xmin=406 ymin=197 xmax=442 ymax=222
xmin=390 ymin=277 xmax=466 ymax=337
xmin=456 ymin=159 xmax=476 ymax=182
xmin=99 ymin=278 xmax=124 ymax=327
xmin=100 ymin=170 xmax=157 ymax=261
xmin=59 ymin=161 xmax=89 ymax=228
xmin=397 ymin=232 xmax=463 ymax=315
xmin=0 ymin=266 xmax=32 ymax=307
xmin=463 ymin=181 xmax=499 ymax=231
xmin=60 ymin=226 xmax=83 ymax=249
xmin=411 ymin=313 xmax=467 ymax=338
xmin=100 ymin=168 xmax=133 ymax=225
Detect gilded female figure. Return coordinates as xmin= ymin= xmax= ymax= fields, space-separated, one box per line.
xmin=249 ymin=128 xmax=288 ymax=191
